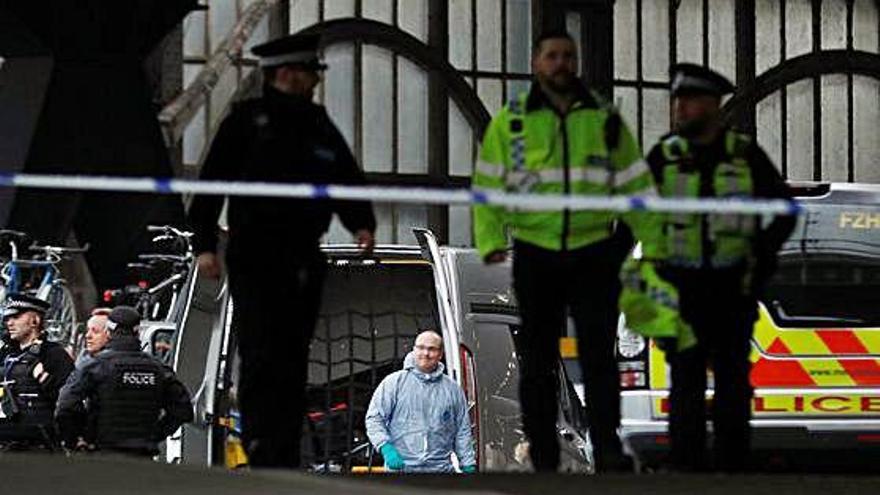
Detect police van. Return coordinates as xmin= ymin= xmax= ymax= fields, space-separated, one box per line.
xmin=165 ymin=229 xmax=592 ymax=472
xmin=616 ymin=182 xmax=880 ymax=470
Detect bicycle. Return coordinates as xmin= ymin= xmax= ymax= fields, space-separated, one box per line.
xmin=0 ymin=231 xmax=87 ymax=348
xmin=102 ymin=225 xmax=194 ymax=322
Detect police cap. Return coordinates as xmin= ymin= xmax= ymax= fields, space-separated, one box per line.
xmin=670 ymin=63 xmax=735 ymax=98
xmin=252 ymin=33 xmax=328 ymax=71
xmin=2 ymin=293 xmax=50 ymax=320
xmin=107 ymin=306 xmax=141 ymax=334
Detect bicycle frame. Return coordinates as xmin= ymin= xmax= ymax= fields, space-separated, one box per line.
xmin=1 ymin=259 xmax=57 ymax=298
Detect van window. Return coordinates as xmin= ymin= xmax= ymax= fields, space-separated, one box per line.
xmin=763 ymin=257 xmax=880 ymax=328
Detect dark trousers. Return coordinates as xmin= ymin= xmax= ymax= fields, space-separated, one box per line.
xmin=667 ymin=274 xmax=756 ymax=472
xmin=512 ymin=237 xmax=628 ymax=472
xmin=227 ymin=249 xmax=327 ymax=468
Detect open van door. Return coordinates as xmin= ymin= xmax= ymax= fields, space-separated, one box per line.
xmin=169 ymin=271 xmax=231 ymax=465
xmin=412 ymin=228 xmax=462 ymax=382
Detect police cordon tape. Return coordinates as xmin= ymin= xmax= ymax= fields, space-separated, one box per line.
xmin=0 ymin=172 xmax=802 ymax=216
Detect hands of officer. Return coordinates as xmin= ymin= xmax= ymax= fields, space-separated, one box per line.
xmin=31 ymin=362 xmax=49 ymax=384
xmin=196 ymin=252 xmax=222 ymax=279
xmin=380 ymin=443 xmax=405 ymax=470
xmin=355 ymin=229 xmax=375 ymax=256
xmin=483 ymin=251 xmax=508 ymax=265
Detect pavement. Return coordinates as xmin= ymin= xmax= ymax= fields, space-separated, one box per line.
xmin=1 ymin=453 xmax=879 ymax=495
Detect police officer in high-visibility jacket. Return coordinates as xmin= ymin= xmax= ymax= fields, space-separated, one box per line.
xmin=472 ymin=30 xmax=655 ymax=473
xmin=643 ymin=64 xmax=796 ymax=472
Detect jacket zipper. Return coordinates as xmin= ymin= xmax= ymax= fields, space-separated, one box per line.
xmin=559 ymin=111 xmax=571 ymax=252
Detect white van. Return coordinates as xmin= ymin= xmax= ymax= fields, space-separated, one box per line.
xmin=162 ymin=229 xmax=592 ymax=472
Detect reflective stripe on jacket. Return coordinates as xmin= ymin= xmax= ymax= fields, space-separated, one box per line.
xmin=473 ymin=81 xmax=654 ymax=258
xmin=653 ymin=131 xmax=757 ymax=268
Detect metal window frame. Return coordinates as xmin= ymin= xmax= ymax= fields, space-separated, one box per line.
xmin=724 ymin=1 xmax=880 ymax=183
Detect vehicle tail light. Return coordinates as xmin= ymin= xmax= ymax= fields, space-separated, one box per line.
xmin=618 ymin=361 xmax=647 ymax=389
xmin=857 ymin=434 xmax=880 ymax=444
xmin=459 ymin=344 xmax=479 ymax=469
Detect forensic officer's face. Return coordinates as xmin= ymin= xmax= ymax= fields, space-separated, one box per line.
xmin=413 ymin=332 xmax=443 ymax=373
xmin=532 ymin=37 xmax=578 ymax=92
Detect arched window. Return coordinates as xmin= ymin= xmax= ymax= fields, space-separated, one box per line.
xmin=289 ymin=0 xmax=533 ymax=247
xmin=611 ymin=0 xmax=880 ymax=182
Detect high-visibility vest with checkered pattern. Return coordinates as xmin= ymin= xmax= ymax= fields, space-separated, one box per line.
xmin=658 ymin=131 xmax=757 ymax=268
xmin=472 ymin=91 xmax=654 ymax=258
xmin=619 ymin=260 xmax=696 ymax=351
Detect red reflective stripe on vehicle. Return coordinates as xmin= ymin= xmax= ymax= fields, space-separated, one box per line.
xmin=750 ymin=359 xmax=816 ymax=387
xmin=816 ymin=330 xmax=868 ymax=354
xmin=837 ymin=360 xmax=880 ymax=386
xmin=813 ymin=331 xmax=880 ymax=385
xmin=751 ymin=338 xmax=815 ymax=387
xmin=766 ymin=338 xmax=793 ymax=355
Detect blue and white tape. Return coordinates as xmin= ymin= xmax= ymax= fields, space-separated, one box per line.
xmin=0 ymin=173 xmax=801 ymax=216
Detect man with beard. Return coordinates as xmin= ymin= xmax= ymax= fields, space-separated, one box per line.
xmin=643 ymin=64 xmax=795 ymax=471
xmin=472 ymin=30 xmax=654 ymax=473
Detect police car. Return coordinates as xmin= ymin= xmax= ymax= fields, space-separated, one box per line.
xmin=616 ymin=182 xmax=880 ymax=470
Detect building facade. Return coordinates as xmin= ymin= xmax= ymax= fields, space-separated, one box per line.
xmin=175 ymin=0 xmax=880 ymax=247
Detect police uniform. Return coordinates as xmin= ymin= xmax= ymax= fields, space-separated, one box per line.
xmin=187 ymin=34 xmax=376 ymax=468
xmin=473 ymin=79 xmax=654 ymax=471
xmin=0 ymin=294 xmax=74 ymax=448
xmin=55 ymin=306 xmax=193 ymax=455
xmin=643 ymin=64 xmax=796 ymax=471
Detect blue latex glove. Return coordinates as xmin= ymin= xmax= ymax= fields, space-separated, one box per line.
xmin=380 ymin=443 xmax=405 ymax=470
xmin=461 ymin=465 xmax=477 ymax=474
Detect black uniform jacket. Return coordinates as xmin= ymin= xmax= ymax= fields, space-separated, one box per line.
xmin=188 ymin=85 xmax=377 ymax=259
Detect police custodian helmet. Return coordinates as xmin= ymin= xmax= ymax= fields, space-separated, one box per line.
xmin=2 ymin=293 xmax=50 ymax=320
xmin=670 ymin=63 xmax=735 ymax=98
xmin=251 ymin=33 xmax=328 ymax=71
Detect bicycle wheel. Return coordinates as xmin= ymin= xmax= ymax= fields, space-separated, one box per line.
xmin=44 ymin=282 xmax=78 ymax=346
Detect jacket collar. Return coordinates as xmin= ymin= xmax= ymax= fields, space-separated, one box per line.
xmin=104 ymin=335 xmax=142 ymax=353
xmin=525 ymin=78 xmax=600 ymax=112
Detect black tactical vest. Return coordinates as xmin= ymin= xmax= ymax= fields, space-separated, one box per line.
xmin=92 ymin=348 xmax=166 ymax=449
xmin=3 ymin=342 xmax=56 ymax=425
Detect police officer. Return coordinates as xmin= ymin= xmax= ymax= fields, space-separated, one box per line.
xmin=472 ymin=30 xmax=654 ymax=472
xmin=643 ymin=64 xmax=796 ymax=471
xmin=0 ymin=294 xmax=74 ymax=448
xmin=55 ymin=306 xmax=193 ymax=455
xmin=187 ymin=33 xmax=376 ymax=468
